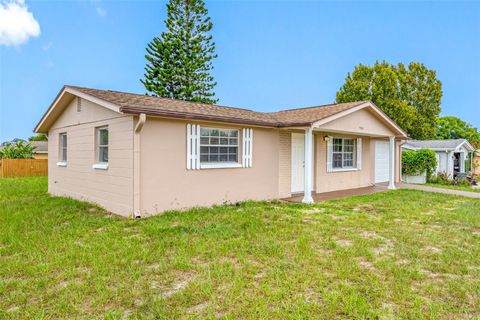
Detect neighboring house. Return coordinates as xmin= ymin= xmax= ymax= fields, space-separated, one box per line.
xmin=34 ymin=86 xmax=408 ymax=217
xmin=402 ymin=139 xmax=475 ymax=177
xmin=0 ymin=141 xmax=48 ymax=159
xmin=30 ymin=141 xmax=48 ymax=159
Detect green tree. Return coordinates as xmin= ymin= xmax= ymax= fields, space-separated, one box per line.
xmin=434 ymin=116 xmax=480 ymax=149
xmin=141 ymin=0 xmax=218 ymax=104
xmin=0 ymin=141 xmax=36 ymax=159
xmin=28 ymin=133 xmax=48 ymax=141
xmin=336 ymin=61 xmax=442 ymax=139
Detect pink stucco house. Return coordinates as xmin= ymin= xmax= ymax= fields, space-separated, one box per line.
xmin=34 ymin=86 xmax=408 ymax=217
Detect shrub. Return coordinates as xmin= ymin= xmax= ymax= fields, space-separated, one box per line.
xmin=0 ymin=141 xmax=36 ymax=159
xmin=402 ymin=149 xmax=437 ymax=179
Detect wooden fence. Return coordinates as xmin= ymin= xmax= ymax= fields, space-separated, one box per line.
xmin=0 ymin=159 xmax=48 ymax=178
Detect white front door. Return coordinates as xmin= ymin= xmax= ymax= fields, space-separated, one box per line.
xmin=375 ymin=140 xmax=390 ymax=183
xmin=291 ymin=133 xmax=305 ymax=193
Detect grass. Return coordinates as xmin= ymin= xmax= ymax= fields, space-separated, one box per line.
xmin=0 ymin=177 xmax=479 ymax=319
xmin=423 ymin=183 xmax=480 ymax=193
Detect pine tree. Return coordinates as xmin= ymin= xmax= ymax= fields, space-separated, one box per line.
xmin=141 ymin=0 xmax=218 ymax=104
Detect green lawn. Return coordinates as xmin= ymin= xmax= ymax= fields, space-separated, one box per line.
xmin=1 ymin=177 xmax=479 ymax=319
xmin=423 ymin=183 xmax=480 ymax=193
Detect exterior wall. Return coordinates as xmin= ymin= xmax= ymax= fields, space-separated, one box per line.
xmin=48 ymin=98 xmax=135 ymax=216
xmin=315 ymin=133 xmax=374 ymax=193
xmin=278 ymin=131 xmax=292 ymax=198
xmin=139 ymin=118 xmax=280 ymax=215
xmin=396 ymin=140 xmax=402 ymax=183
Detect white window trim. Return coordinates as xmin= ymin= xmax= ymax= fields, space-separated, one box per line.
xmin=200 ymin=127 xmax=240 ymax=168
xmin=331 ymin=167 xmax=359 ymax=172
xmin=95 ymin=126 xmax=109 ymax=166
xmin=200 ymin=162 xmax=243 ymax=169
xmin=328 ymin=136 xmax=361 ymax=173
xmin=59 ymin=132 xmax=67 ymax=163
xmin=92 ymin=163 xmax=109 ymax=170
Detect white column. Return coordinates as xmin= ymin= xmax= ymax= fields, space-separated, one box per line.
xmin=302 ymin=127 xmax=314 ymax=203
xmin=388 ymin=136 xmax=396 ymax=190
xmin=447 ymin=151 xmax=454 ymax=177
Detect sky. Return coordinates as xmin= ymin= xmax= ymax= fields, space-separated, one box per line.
xmin=0 ymin=0 xmax=479 ymax=142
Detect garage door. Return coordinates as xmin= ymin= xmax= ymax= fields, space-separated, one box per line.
xmin=375 ymin=141 xmax=390 ymax=183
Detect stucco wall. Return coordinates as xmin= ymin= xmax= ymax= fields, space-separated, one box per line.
xmin=48 ymin=98 xmax=135 ymax=216
xmin=315 ymin=133 xmax=374 ymax=193
xmin=278 ymin=131 xmax=292 ymax=198
xmin=139 ymin=118 xmax=280 ymax=215
xmin=317 ymin=108 xmax=398 ymax=137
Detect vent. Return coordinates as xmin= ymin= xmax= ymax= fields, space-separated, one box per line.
xmin=76 ymin=98 xmax=82 ymax=112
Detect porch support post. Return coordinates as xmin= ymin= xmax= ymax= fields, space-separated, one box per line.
xmin=302 ymin=127 xmax=314 ymax=203
xmin=388 ymin=136 xmax=396 ymax=190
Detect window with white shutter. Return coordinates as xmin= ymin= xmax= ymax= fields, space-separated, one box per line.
xmin=186 ymin=124 xmax=200 ymax=170
xmin=242 ymin=128 xmax=253 ymax=168
xmin=187 ymin=124 xmax=250 ymax=169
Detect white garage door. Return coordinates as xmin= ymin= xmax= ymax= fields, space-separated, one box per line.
xmin=375 ymin=141 xmax=390 ymax=183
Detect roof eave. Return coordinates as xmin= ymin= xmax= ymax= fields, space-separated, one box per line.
xmin=119 ymin=106 xmax=281 ymax=128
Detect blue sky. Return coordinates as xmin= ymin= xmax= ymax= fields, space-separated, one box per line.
xmin=0 ymin=0 xmax=479 ymax=142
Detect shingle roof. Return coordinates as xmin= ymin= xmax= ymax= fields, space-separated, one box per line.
xmin=66 ymin=86 xmax=367 ymax=127
xmin=0 ymin=141 xmax=47 ymax=153
xmin=403 ymin=139 xmax=472 ymax=151
xmin=30 ymin=141 xmax=48 ymax=153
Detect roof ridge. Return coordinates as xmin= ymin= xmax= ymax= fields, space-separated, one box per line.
xmin=65 ymin=85 xmax=260 ymax=113
xmin=271 ymin=100 xmax=368 ymax=113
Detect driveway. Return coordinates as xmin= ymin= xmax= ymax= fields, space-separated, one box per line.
xmin=398 ymin=183 xmax=480 ymax=198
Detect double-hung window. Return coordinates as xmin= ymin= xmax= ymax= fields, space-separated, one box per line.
xmin=200 ymin=128 xmax=238 ymax=164
xmin=58 ymin=133 xmax=67 ymax=165
xmin=93 ymin=127 xmax=108 ymax=169
xmin=332 ymin=138 xmax=356 ymax=169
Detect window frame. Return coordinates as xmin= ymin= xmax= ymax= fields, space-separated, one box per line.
xmin=332 ymin=137 xmax=357 ymax=171
xmin=57 ymin=132 xmax=67 ymax=166
xmin=199 ymin=127 xmax=241 ymax=169
xmin=93 ymin=126 xmax=109 ymax=170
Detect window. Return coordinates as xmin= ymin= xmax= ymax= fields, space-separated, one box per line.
xmin=58 ymin=133 xmax=67 ymax=164
xmin=332 ymin=138 xmax=356 ymax=169
xmin=200 ymin=128 xmax=238 ymax=163
xmin=97 ymin=127 xmax=108 ymax=163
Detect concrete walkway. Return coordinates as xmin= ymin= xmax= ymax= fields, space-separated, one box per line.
xmin=397 ymin=183 xmax=480 ymax=199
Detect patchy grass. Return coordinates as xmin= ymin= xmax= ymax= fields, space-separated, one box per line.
xmin=0 ymin=177 xmax=479 ymax=319
xmin=423 ymin=183 xmax=480 ymax=193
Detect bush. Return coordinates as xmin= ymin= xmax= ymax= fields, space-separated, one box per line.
xmin=402 ymin=149 xmax=437 ymax=179
xmin=0 ymin=141 xmax=36 ymax=159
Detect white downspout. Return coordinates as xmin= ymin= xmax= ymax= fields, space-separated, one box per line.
xmin=133 ymin=113 xmax=146 ymax=218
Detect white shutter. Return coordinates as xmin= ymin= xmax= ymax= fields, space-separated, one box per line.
xmin=242 ymin=128 xmax=253 ymax=168
xmin=327 ymin=136 xmax=333 ymax=173
xmin=186 ymin=124 xmax=200 ymax=170
xmin=356 ymin=138 xmax=362 ymax=170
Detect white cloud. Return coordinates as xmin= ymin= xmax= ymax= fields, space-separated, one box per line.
xmin=91 ymin=0 xmax=106 ymax=17
xmin=96 ymin=6 xmax=107 ymax=17
xmin=0 ymin=0 xmax=40 ymax=47
xmin=42 ymin=41 xmax=52 ymax=51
